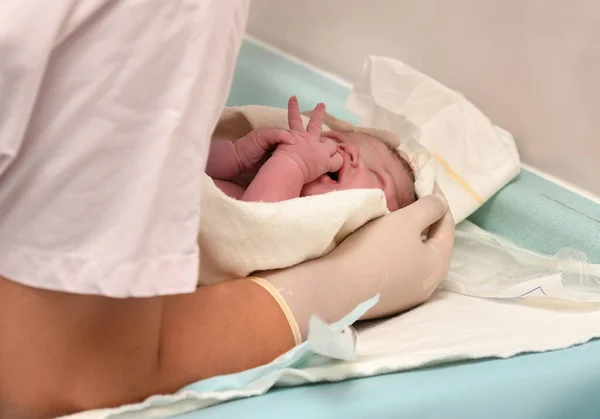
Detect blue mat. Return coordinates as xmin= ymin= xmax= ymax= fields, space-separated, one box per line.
xmin=176 ymin=39 xmax=600 ymax=419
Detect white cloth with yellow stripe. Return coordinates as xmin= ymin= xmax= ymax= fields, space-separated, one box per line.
xmin=346 ymin=55 xmax=521 ymax=223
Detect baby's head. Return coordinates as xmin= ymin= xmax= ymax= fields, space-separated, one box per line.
xmin=301 ymin=131 xmax=417 ymax=211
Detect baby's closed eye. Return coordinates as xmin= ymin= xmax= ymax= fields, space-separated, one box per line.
xmin=371 ymin=170 xmax=384 ymax=186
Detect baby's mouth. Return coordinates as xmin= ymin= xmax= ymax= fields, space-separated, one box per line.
xmin=327 ymin=171 xmax=339 ymax=182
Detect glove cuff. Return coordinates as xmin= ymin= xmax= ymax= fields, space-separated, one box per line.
xmin=248 ymin=277 xmax=302 ymax=346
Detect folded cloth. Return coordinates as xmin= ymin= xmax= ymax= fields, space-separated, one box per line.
xmin=198 ymin=105 xmax=433 ymax=284
xmin=198 ymin=173 xmax=387 ymax=284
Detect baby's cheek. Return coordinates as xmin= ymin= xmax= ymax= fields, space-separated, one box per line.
xmin=385 ymin=192 xmax=398 ymax=212
xmin=300 ymin=181 xmax=329 ymax=197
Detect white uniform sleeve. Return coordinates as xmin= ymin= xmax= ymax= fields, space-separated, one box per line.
xmin=0 ymin=0 xmax=250 ymax=297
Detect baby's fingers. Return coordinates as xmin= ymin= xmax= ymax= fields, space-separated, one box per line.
xmin=306 ymin=103 xmax=325 ymax=137
xmin=254 ymin=128 xmax=295 ymax=148
xmin=287 ymin=96 xmax=304 ymax=132
xmin=322 ymin=137 xmax=340 ymax=153
xmin=328 ymin=152 xmax=343 ymax=173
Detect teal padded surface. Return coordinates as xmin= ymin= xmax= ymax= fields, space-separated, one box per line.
xmin=178 ymin=343 xmax=600 ymax=419
xmin=177 ymin=39 xmax=600 ymax=419
xmin=470 ymin=170 xmax=600 ymax=263
xmin=227 ymin=39 xmax=360 ymax=125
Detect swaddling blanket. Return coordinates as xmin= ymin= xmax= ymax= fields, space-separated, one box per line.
xmin=198 ymin=106 xmax=392 ymax=284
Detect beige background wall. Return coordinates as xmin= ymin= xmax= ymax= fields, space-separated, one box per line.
xmin=246 ymin=0 xmax=600 ymax=195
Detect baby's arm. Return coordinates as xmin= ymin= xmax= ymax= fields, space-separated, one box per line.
xmin=241 ymin=154 xmax=305 ymax=202
xmin=206 ymin=139 xmax=242 ymax=180
xmin=241 ymin=98 xmax=342 ymax=203
xmin=206 ymin=129 xmax=294 ymax=181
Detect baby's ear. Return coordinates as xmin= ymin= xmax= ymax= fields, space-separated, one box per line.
xmin=212 ymin=109 xmax=253 ymax=141
xmin=302 ymin=109 xmax=355 ymax=133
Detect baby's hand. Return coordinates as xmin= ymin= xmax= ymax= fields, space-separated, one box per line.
xmin=235 ymin=128 xmax=295 ymax=173
xmin=274 ymin=96 xmax=343 ymax=183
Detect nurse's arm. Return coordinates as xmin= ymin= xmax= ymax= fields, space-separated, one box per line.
xmin=0 ymin=277 xmax=295 ymax=419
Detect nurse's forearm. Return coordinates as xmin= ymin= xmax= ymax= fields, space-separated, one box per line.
xmin=242 ymin=155 xmax=305 ymax=202
xmin=0 ymin=277 xmax=294 ymax=419
xmin=159 ymin=279 xmax=295 ymax=387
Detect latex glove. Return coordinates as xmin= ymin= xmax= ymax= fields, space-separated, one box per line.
xmin=259 ymin=186 xmax=454 ymax=339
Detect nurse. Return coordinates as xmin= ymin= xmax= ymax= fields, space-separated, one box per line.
xmin=0 ymin=1 xmax=454 ymax=417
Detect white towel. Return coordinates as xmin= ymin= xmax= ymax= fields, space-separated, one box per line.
xmin=199 ymin=174 xmax=387 ymax=284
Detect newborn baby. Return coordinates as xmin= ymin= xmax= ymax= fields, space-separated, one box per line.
xmin=206 ymin=96 xmax=417 ymax=210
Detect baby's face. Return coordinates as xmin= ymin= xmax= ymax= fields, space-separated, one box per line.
xmin=301 ymin=131 xmax=416 ymax=211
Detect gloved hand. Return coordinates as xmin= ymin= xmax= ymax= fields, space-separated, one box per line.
xmin=257 ymin=186 xmax=455 ymax=340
